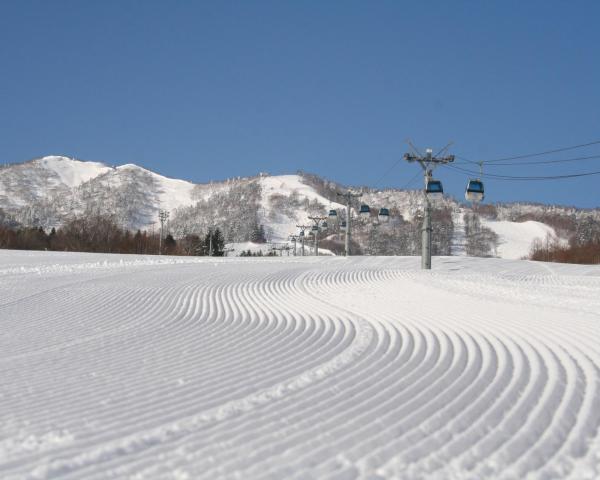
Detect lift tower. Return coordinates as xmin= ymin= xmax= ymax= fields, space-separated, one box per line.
xmin=404 ymin=146 xmax=454 ymax=269
xmin=288 ymin=234 xmax=299 ymax=256
xmin=336 ymin=191 xmax=363 ymax=256
xmin=308 ymin=216 xmax=328 ymax=256
xmin=296 ymin=225 xmax=311 ymax=256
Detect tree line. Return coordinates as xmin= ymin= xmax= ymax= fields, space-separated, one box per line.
xmin=0 ymin=213 xmax=227 ymax=256
xmin=529 ymin=234 xmax=600 ymax=264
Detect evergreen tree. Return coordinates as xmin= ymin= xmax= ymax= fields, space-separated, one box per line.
xmin=203 ymin=228 xmax=225 ymax=256
xmin=212 ymin=228 xmax=225 ymax=256
xmin=164 ymin=234 xmax=177 ymax=254
xmin=250 ymin=222 xmax=267 ymax=243
xmin=180 ymin=234 xmax=202 ymax=255
xmin=48 ymin=227 xmax=57 ymax=249
xmin=134 ymin=230 xmax=143 ymax=253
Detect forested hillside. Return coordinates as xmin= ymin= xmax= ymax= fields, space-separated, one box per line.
xmin=2 ymin=156 xmax=599 ymax=259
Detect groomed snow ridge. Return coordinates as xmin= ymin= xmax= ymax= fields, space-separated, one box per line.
xmin=1 ymin=251 xmax=599 ymax=479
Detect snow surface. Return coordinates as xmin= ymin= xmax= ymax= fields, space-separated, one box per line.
xmin=260 ymin=175 xmax=341 ymax=209
xmin=1 ymin=250 xmax=599 ymax=479
xmin=226 ymin=241 xmax=335 ymax=257
xmin=0 ymin=156 xmax=112 ymax=208
xmin=259 ymin=175 xmax=346 ymax=241
xmin=38 ymin=156 xmax=111 ymax=188
xmin=482 ymin=220 xmax=559 ymax=259
xmin=451 ymin=207 xmax=467 ymax=256
xmin=116 ymin=164 xmax=196 ymax=215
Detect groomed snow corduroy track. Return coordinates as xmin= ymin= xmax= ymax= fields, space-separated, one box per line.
xmin=1 ymin=251 xmax=600 ymax=480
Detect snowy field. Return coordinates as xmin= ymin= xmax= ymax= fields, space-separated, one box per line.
xmin=1 ymin=251 xmax=600 ymax=479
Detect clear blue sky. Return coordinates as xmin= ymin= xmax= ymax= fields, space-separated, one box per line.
xmin=1 ymin=1 xmax=599 ymax=207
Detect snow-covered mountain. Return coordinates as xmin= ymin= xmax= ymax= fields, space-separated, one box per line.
xmin=0 ymin=156 xmax=111 ymax=209
xmin=0 ymin=156 xmax=348 ymax=240
xmin=1 ymin=156 xmax=598 ymax=258
xmin=0 ymin=157 xmax=198 ymax=230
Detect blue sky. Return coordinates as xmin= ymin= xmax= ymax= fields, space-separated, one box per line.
xmin=1 ymin=1 xmax=599 ymax=207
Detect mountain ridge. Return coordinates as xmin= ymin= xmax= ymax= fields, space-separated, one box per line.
xmin=1 ymin=156 xmax=599 ymax=258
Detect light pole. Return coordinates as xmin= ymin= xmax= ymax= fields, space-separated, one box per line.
xmin=158 ymin=209 xmax=170 ymax=255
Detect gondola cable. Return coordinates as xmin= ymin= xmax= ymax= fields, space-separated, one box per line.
xmin=459 ymin=139 xmax=600 ymax=164
xmin=442 ymin=162 xmax=600 ymax=181
xmin=455 ymin=153 xmax=600 ymax=167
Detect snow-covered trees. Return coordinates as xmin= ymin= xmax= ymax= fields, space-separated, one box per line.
xmin=249 ymin=223 xmax=267 ymax=243
xmin=2 ymin=159 xmax=600 ymax=259
xmin=203 ymin=229 xmax=225 ymax=256
xmin=464 ymin=213 xmax=498 ymax=257
xmin=574 ymin=216 xmax=600 ymax=246
xmin=179 ymin=234 xmax=203 ymax=255
xmin=529 ymin=232 xmax=600 ymax=264
xmin=170 ymin=179 xmax=262 ymax=243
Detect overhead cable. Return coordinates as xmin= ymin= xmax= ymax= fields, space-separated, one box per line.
xmin=455 ymin=153 xmax=600 ymax=167
xmin=468 ymin=139 xmax=600 ymax=164
xmin=443 ymin=163 xmax=600 ymax=181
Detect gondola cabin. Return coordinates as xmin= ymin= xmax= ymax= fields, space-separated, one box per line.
xmin=328 ymin=209 xmax=337 ymax=219
xmin=465 ymin=180 xmax=485 ymax=203
xmin=426 ymin=179 xmax=443 ymax=200
xmin=321 ymin=221 xmax=328 ymax=231
xmin=340 ymin=220 xmax=347 ymax=229
xmin=359 ymin=204 xmax=370 ymax=218
xmin=378 ymin=208 xmax=390 ymax=223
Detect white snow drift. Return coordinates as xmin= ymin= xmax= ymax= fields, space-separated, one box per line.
xmin=1 ymin=252 xmax=599 ymax=479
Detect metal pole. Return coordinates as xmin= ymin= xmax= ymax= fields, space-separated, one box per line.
xmin=209 ymin=228 xmax=213 ymax=257
xmin=337 ymin=191 xmax=361 ymax=257
xmin=345 ymin=198 xmax=351 ymax=256
xmin=158 ymin=210 xmax=169 ymax=256
xmin=308 ymin=216 xmax=327 ymax=257
xmin=159 ymin=221 xmax=163 ymax=255
xmin=296 ymin=226 xmax=310 ymax=257
xmin=422 ymin=196 xmax=432 ymax=269
xmin=290 ymin=236 xmax=297 ymax=256
xmin=404 ymin=145 xmax=454 ymax=270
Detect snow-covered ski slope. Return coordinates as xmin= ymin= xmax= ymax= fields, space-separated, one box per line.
xmin=1 ymin=251 xmax=599 ymax=480
xmin=482 ymin=219 xmax=559 ymax=260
